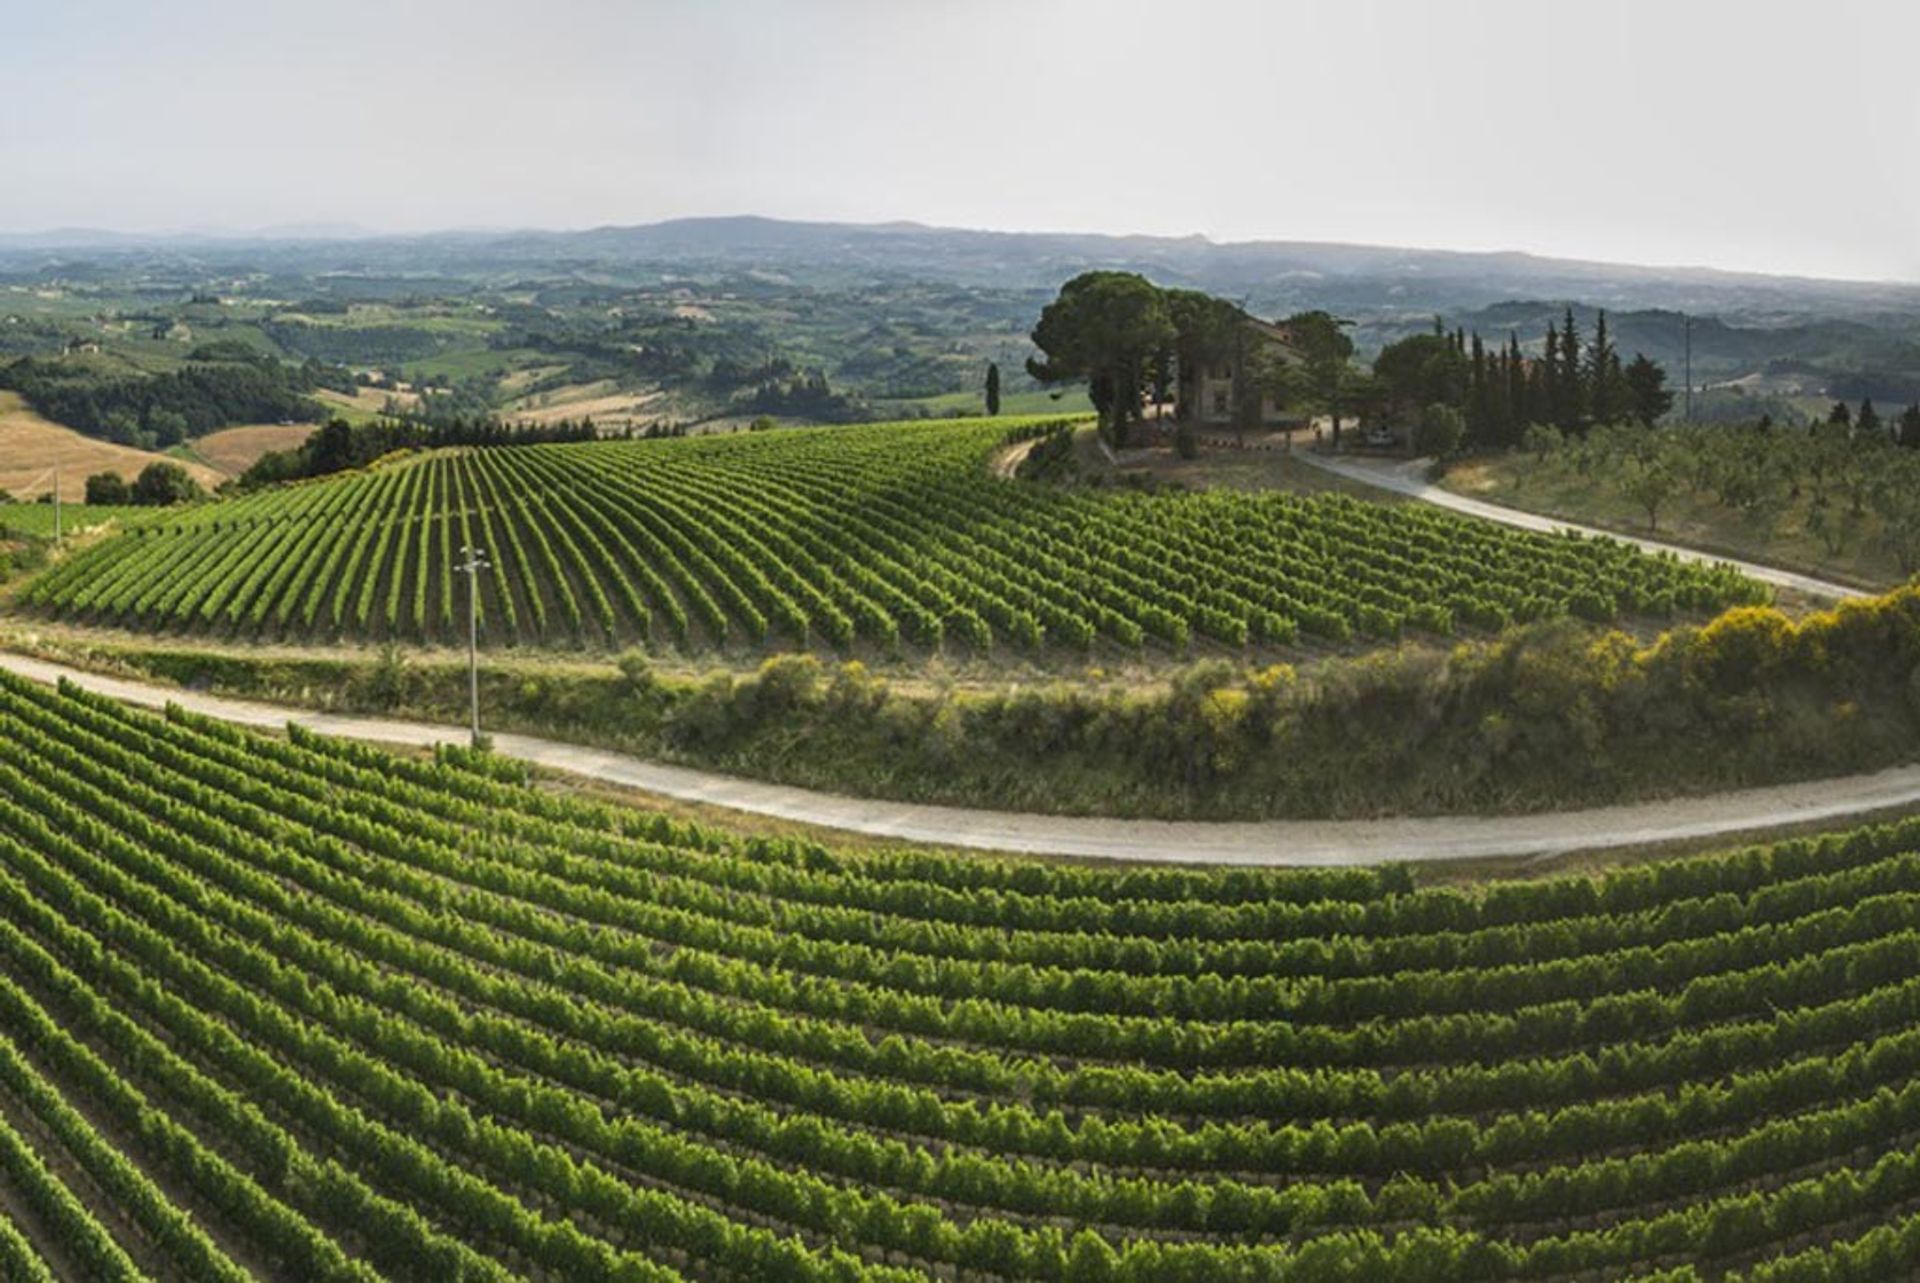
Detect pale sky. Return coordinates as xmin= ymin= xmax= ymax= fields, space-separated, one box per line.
xmin=3 ymin=0 xmax=1916 ymax=281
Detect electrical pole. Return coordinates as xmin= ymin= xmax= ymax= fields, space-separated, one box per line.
xmin=456 ymin=545 xmax=490 ymax=747
xmin=53 ymin=466 xmax=61 ymax=542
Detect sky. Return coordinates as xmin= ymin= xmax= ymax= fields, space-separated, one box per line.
xmin=3 ymin=0 xmax=1916 ymax=282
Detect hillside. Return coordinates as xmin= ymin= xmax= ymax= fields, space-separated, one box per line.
xmin=16 ymin=417 xmax=1763 ymax=653
xmin=6 ymin=669 xmax=1920 ymax=1279
xmin=9 ymin=216 xmax=1919 ymax=315
xmin=0 ymin=392 xmax=222 ymax=502
xmin=5 ymin=220 xmax=1915 ymax=429
xmin=182 ymin=423 xmax=320 ymax=476
xmin=11 ymin=1 xmax=1920 ymax=1278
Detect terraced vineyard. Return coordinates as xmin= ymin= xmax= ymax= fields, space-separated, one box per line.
xmin=3 ymin=670 xmax=1920 ymax=1279
xmin=20 ymin=417 xmax=1765 ymax=653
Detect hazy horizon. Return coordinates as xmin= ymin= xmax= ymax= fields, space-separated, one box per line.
xmin=10 ymin=212 xmax=1920 ymax=290
xmin=5 ymin=0 xmax=1916 ymax=284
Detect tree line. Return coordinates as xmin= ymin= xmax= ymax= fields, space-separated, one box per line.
xmin=0 ymin=350 xmax=350 ymax=446
xmin=1822 ymin=396 xmax=1920 ymax=446
xmin=238 ymin=415 xmax=599 ymax=487
xmin=1024 ymin=273 xmax=1677 ymax=452
xmin=745 ymin=369 xmax=872 ymax=422
xmin=1372 ymin=309 xmax=1673 ymax=449
xmin=83 ymin=464 xmax=205 ymax=508
xmin=1026 ymin=271 xmax=1357 ymax=447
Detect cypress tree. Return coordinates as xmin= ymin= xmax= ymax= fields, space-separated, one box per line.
xmin=1587 ymin=310 xmax=1626 ymax=423
xmin=1899 ymin=403 xmax=1920 ymax=449
xmin=1559 ymin=308 xmax=1584 ymax=429
xmin=1467 ymin=333 xmax=1489 ymax=445
xmin=1623 ymin=353 xmax=1672 ymax=426
xmin=1507 ymin=332 xmax=1528 ymax=430
xmin=1857 ymin=398 xmax=1881 ymax=438
xmin=985 ymin=362 xmax=1002 ymax=416
xmin=1541 ymin=326 xmax=1561 ymax=427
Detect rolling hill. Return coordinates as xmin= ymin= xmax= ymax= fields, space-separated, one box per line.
xmin=0 ymin=393 xmax=222 ymax=502
xmin=18 ymin=417 xmax=1762 ymax=652
xmin=4 ymin=668 xmax=1920 ymax=1279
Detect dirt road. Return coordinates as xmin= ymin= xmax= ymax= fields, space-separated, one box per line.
xmin=6 ymin=651 xmax=1916 ymax=866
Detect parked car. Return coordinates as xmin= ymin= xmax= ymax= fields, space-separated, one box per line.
xmin=1364 ymin=426 xmax=1399 ymax=448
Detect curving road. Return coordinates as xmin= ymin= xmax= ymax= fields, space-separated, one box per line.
xmin=1295 ymin=451 xmax=1864 ymax=601
xmin=6 ymin=651 xmax=1919 ymax=866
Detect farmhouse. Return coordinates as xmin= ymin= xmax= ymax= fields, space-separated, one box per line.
xmin=1178 ymin=315 xmax=1308 ymax=426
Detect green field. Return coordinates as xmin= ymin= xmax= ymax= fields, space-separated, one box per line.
xmin=20 ymin=416 xmax=1764 ymax=654
xmin=403 ymin=345 xmax=552 ymax=384
xmin=0 ymin=504 xmax=143 ymax=539
xmin=4 ymin=668 xmax=1920 ymax=1279
xmin=0 ymin=256 xmax=1109 ymax=433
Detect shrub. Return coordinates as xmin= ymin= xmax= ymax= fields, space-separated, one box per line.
xmin=1416 ymin=404 xmax=1465 ymax=457
xmin=131 ymin=461 xmax=204 ymax=507
xmin=1683 ymin=606 xmax=1796 ymax=693
xmin=740 ymin=654 xmax=825 ymax=720
xmin=85 ymin=472 xmax=131 ymax=505
xmin=365 ymin=642 xmax=411 ymax=710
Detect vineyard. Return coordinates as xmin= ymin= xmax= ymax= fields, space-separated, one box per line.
xmin=2 ymin=672 xmax=1920 ymax=1279
xmin=19 ymin=417 xmax=1765 ymax=655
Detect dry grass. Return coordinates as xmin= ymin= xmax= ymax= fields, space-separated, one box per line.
xmin=1441 ymin=456 xmax=1897 ymax=591
xmin=505 ymin=378 xmax=612 ymax=408
xmin=1071 ymin=424 xmax=1400 ymax=499
xmin=316 ymin=387 xmax=417 ymax=414
xmin=0 ymin=393 xmax=223 ymax=501
xmin=187 ymin=424 xmax=317 ymax=476
xmin=497 ymin=365 xmax=570 ymax=395
xmin=505 ymin=380 xmax=663 ymax=426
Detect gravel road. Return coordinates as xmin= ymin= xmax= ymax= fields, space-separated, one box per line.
xmin=7 ymin=651 xmax=1915 ymax=866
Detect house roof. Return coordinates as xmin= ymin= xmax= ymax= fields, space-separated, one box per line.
xmin=1244 ymin=315 xmax=1307 ymax=360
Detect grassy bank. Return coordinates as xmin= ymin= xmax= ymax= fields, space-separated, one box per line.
xmin=12 ymin=585 xmax=1920 ymax=821
xmin=1439 ymin=435 xmax=1905 ymax=591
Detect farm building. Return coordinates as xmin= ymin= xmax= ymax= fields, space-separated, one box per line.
xmin=1178 ymin=315 xmax=1308 ymax=426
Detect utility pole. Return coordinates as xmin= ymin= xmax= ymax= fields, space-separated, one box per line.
xmin=456 ymin=545 xmax=490 ymax=747
xmin=1682 ymin=313 xmax=1693 ymax=423
xmin=52 ymin=466 xmax=61 ymax=542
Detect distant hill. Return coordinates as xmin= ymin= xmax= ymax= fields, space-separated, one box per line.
xmin=525 ymin=216 xmax=1920 ymax=316
xmin=5 ymin=215 xmax=1919 ymax=320
xmin=3 ymin=216 xmax=1915 ymax=422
